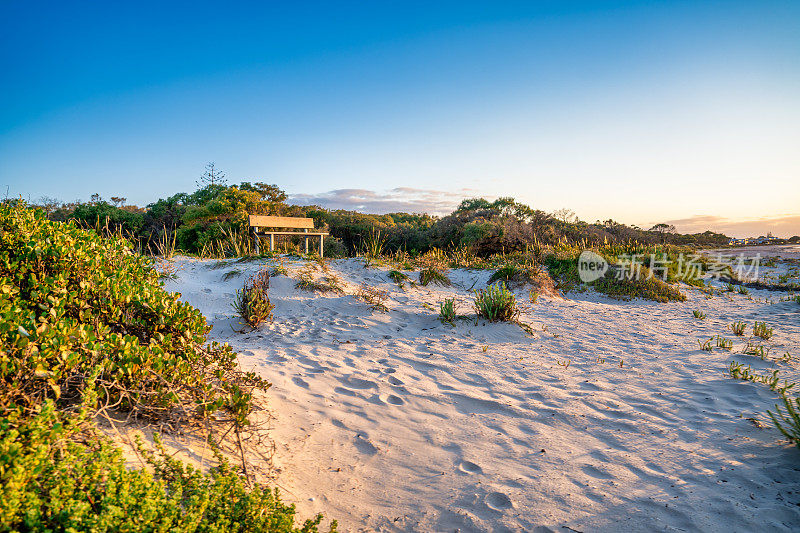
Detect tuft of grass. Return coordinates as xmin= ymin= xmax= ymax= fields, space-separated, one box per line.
xmin=488 ymin=263 xmax=541 ymax=288
xmin=419 ymin=267 xmax=450 ymax=287
xmin=439 ymin=298 xmax=456 ymax=325
xmin=693 ymin=310 xmax=706 ymax=320
xmin=388 ymin=269 xmax=410 ymax=287
xmin=269 ymin=260 xmax=288 ymax=277
xmin=528 ymin=289 xmax=539 ymax=303
xmin=295 ymin=266 xmax=345 ymax=294
xmin=730 ymin=321 xmax=747 ymax=336
xmin=362 ymin=229 xmax=386 ymax=259
xmin=233 ymin=269 xmax=274 ymax=328
xmin=473 ymin=282 xmax=519 ymax=322
xmin=736 ymin=285 xmax=750 ymax=295
xmin=698 ymin=338 xmax=713 ymax=351
xmin=355 ymin=284 xmax=389 ymax=312
xmin=222 ymin=269 xmax=242 ymax=281
xmin=753 ymin=321 xmax=774 ymax=340
xmin=769 ymin=396 xmax=800 ymax=448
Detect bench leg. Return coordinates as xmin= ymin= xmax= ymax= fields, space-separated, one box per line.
xmin=269 ymin=234 xmax=275 ymax=252
xmin=304 ymin=236 xmax=309 ymax=255
xmin=319 ymin=235 xmax=324 ymax=257
xmin=254 ymin=233 xmax=260 ymax=255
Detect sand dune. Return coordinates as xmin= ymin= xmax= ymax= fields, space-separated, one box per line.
xmin=165 ymin=257 xmax=800 ymax=532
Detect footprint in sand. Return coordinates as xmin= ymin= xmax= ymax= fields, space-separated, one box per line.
xmin=485 ymin=491 xmax=513 ymax=511
xmin=458 ymin=460 xmax=483 ymax=474
xmin=354 ymin=434 xmax=378 ymax=455
xmin=387 ymin=375 xmax=404 ymax=386
xmin=380 ymin=394 xmax=405 ymax=406
xmin=292 ymin=377 xmax=309 ymax=388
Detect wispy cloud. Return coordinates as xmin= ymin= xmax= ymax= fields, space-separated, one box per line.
xmin=661 ymin=214 xmax=800 ymax=238
xmin=288 ymin=187 xmax=480 ymax=216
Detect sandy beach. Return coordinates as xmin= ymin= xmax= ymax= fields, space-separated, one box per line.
xmin=163 ymin=256 xmax=800 ymax=532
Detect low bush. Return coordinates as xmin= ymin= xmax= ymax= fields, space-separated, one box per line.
xmin=592 ymin=268 xmax=686 ymax=303
xmin=0 ymin=203 xmax=333 ymax=531
xmin=0 ymin=404 xmax=334 ymax=532
xmin=233 ymin=269 xmax=275 ymax=328
xmin=323 ymin=236 xmax=348 ymax=259
xmin=473 ymin=282 xmax=519 ymax=322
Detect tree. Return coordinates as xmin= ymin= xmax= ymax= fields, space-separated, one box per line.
xmin=649 ymin=223 xmax=676 ymax=244
xmin=90 ymin=193 xmax=102 ymax=205
xmin=34 ymin=196 xmax=61 ymax=216
xmin=197 ymin=162 xmax=227 ymax=188
xmin=239 ymin=182 xmax=287 ymax=203
xmin=110 ymin=196 xmax=126 ymax=207
xmin=552 ymin=208 xmax=577 ymax=223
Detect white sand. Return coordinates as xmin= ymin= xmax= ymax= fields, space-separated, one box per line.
xmin=165 ymin=257 xmax=800 ymax=532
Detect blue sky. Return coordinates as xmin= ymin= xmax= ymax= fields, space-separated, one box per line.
xmin=1 ymin=1 xmax=798 ymax=236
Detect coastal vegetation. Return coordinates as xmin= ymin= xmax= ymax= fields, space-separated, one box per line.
xmin=0 ymin=202 xmax=335 ymax=531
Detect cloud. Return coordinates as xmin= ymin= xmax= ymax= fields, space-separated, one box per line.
xmin=660 ymin=214 xmax=800 ymax=238
xmin=288 ymin=187 xmax=481 ymax=216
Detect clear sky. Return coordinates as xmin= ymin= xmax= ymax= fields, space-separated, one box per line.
xmin=1 ymin=1 xmax=798 ymax=236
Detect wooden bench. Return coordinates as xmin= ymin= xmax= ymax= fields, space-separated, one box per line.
xmin=248 ymin=215 xmax=329 ymax=256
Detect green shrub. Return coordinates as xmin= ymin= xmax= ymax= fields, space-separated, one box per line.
xmin=592 ymin=268 xmax=686 ymax=303
xmin=439 ymin=298 xmax=456 ymax=325
xmin=731 ymin=321 xmax=747 ymax=336
xmin=0 ymin=204 xmax=333 ymax=531
xmin=322 ymin=237 xmax=348 ymax=259
xmin=233 ymin=270 xmax=275 ymax=328
xmin=0 ymin=202 xmax=267 ymax=420
xmin=473 ymin=282 xmax=519 ymax=322
xmin=419 ymin=267 xmax=450 ymax=286
xmin=0 ymin=402 xmax=335 ymax=532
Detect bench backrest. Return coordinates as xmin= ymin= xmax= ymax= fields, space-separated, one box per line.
xmin=248 ymin=215 xmax=315 ymax=230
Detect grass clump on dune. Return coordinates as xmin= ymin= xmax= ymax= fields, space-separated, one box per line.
xmin=488 ymin=263 xmax=540 ymax=287
xmin=388 ymin=269 xmax=410 ymax=287
xmin=419 ymin=267 xmax=450 ymax=287
xmin=0 ymin=203 xmax=335 ymax=532
xmin=295 ymin=265 xmax=344 ymax=294
xmin=473 ymin=282 xmax=519 ymax=322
